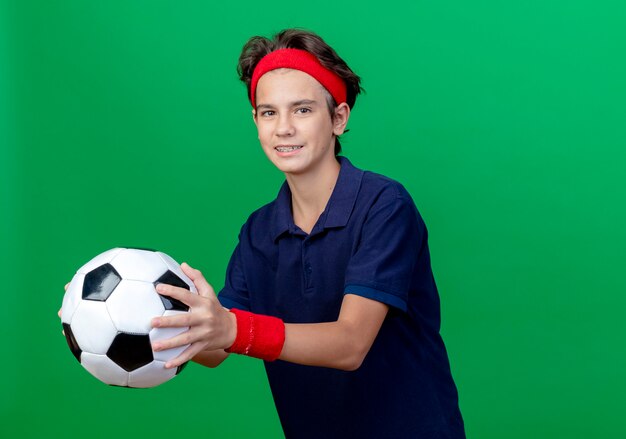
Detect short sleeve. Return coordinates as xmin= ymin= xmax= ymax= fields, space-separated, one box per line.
xmin=344 ymin=187 xmax=423 ymax=313
xmin=218 ymin=229 xmax=251 ymax=311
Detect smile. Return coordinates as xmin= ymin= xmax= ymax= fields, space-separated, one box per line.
xmin=275 ymin=145 xmax=303 ymax=152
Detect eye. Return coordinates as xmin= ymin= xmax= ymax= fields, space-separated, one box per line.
xmin=295 ymin=107 xmax=311 ymax=114
xmin=261 ymin=110 xmax=275 ymax=117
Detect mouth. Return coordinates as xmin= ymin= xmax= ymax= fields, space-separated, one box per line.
xmin=275 ymin=145 xmax=303 ymax=153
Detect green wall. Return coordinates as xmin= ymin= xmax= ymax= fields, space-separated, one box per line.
xmin=2 ymin=1 xmax=625 ymax=437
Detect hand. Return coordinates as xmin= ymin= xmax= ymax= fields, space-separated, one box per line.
xmin=151 ymin=262 xmax=237 ymax=369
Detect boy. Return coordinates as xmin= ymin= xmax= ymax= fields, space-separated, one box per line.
xmin=65 ymin=29 xmax=465 ymax=438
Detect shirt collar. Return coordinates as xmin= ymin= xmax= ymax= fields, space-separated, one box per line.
xmin=271 ymin=156 xmax=364 ymax=241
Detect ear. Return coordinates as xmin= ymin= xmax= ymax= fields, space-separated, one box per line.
xmin=332 ymin=103 xmax=351 ymax=136
xmin=252 ymin=108 xmax=258 ymax=128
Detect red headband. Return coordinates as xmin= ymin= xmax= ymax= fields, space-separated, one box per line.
xmin=250 ymin=48 xmax=347 ymax=108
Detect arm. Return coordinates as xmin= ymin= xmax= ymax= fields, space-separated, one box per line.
xmin=280 ymin=294 xmax=388 ymax=371
xmin=152 ymin=264 xmax=388 ymax=371
xmin=185 ymin=295 xmax=388 ymax=371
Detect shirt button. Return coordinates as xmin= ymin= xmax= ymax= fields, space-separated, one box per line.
xmin=305 ymin=264 xmax=312 ymax=274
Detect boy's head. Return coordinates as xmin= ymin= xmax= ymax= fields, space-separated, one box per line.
xmin=237 ymin=29 xmax=362 ymax=155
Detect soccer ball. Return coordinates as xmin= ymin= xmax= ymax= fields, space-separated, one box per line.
xmin=60 ymin=247 xmax=197 ymax=388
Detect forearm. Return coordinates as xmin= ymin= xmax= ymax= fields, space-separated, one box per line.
xmin=277 ymin=294 xmax=389 ymax=371
xmin=280 ymin=320 xmax=371 ymax=371
xmin=186 ymin=295 xmax=387 ymax=371
xmin=191 ymin=324 xmax=365 ymax=370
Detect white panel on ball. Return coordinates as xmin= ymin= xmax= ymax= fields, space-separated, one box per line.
xmin=128 ymin=361 xmax=176 ymax=388
xmin=149 ymin=310 xmax=190 ymax=363
xmin=106 ymin=279 xmax=165 ymax=334
xmin=110 ymin=248 xmax=168 ymax=281
xmin=156 ymin=252 xmax=197 ymax=292
xmin=61 ymin=273 xmax=85 ymax=325
xmin=71 ymin=301 xmax=119 ymax=355
xmin=81 ymin=352 xmax=129 ymax=387
xmin=77 ymin=248 xmax=124 ymax=274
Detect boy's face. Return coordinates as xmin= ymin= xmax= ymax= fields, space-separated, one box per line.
xmin=253 ymin=68 xmax=348 ymax=176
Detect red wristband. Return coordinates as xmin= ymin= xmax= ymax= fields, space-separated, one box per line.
xmin=225 ymin=308 xmax=285 ymax=361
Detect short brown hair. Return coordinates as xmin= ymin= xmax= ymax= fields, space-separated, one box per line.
xmin=237 ymin=29 xmax=362 ymax=155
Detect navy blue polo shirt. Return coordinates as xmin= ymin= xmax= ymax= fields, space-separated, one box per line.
xmin=218 ymin=157 xmax=465 ymax=438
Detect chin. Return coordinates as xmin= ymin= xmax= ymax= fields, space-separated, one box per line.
xmin=275 ymin=163 xmax=307 ymax=175
xmin=268 ymin=155 xmax=308 ymax=174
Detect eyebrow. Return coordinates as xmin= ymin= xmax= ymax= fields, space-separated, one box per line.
xmin=256 ymin=99 xmax=318 ymax=111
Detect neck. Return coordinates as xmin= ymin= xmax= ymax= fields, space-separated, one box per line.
xmin=285 ymin=157 xmax=341 ymax=230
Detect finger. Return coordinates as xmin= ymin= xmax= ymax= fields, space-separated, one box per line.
xmin=58 ymin=308 xmax=62 ymax=318
xmin=155 ymin=283 xmax=199 ymax=306
xmin=181 ymin=262 xmax=216 ymax=299
xmin=64 ymin=282 xmax=70 ymax=292
xmin=151 ymin=311 xmax=196 ymax=329
xmin=151 ymin=326 xmax=200 ymax=351
xmin=164 ymin=342 xmax=207 ymax=369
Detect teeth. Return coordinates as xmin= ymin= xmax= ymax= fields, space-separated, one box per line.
xmin=276 ymin=146 xmax=302 ymax=152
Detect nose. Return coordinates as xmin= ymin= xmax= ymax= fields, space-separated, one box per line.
xmin=276 ymin=113 xmax=295 ymax=137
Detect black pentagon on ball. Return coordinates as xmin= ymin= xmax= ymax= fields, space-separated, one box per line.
xmin=83 ymin=263 xmax=121 ymax=301
xmin=106 ymin=333 xmax=154 ymax=372
xmin=176 ymin=361 xmax=189 ymax=375
xmin=154 ymin=270 xmax=191 ymax=311
xmin=63 ymin=323 xmax=82 ymax=363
